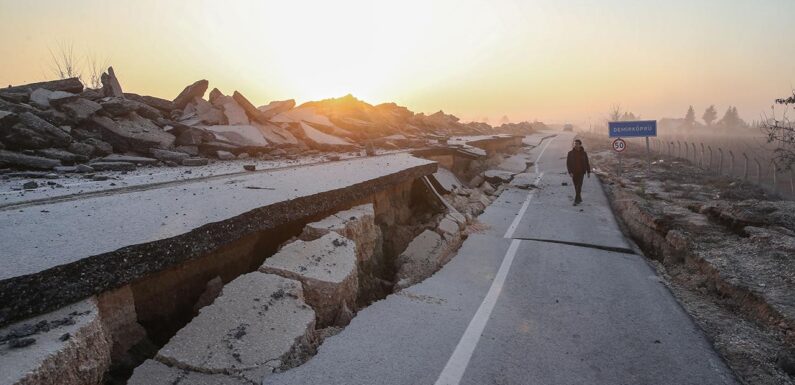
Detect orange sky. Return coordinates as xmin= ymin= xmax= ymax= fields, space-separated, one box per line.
xmin=1 ymin=0 xmax=793 ymax=126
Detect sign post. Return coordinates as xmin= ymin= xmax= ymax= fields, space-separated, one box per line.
xmin=612 ymin=138 xmax=627 ymax=176
xmin=608 ymin=120 xmax=657 ymax=178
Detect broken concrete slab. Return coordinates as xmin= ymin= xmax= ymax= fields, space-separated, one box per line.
xmin=202 ymin=125 xmax=269 ymax=148
xmin=0 ymin=154 xmax=436 ymax=326
xmin=92 ymin=114 xmax=175 ymax=153
xmin=484 ymin=169 xmax=514 ymax=184
xmin=294 ymin=122 xmax=355 ymax=151
xmin=214 ymin=95 xmax=249 ymax=125
xmin=156 ymin=273 xmax=315 ymax=376
xmin=430 ymin=168 xmax=463 ymax=194
xmin=232 ymin=91 xmax=270 ymax=124
xmin=100 ymin=66 xmax=124 ymax=98
xmin=59 ymin=98 xmax=102 ymax=121
xmin=181 ymin=157 xmax=209 ymax=166
xmin=254 ymin=122 xmax=299 ymax=147
xmin=301 ymin=204 xmax=380 ymax=265
xmin=437 ymin=216 xmax=460 ymax=237
xmin=257 ymin=99 xmax=296 ymax=118
xmin=99 ymin=154 xmax=159 ymax=166
xmin=88 ymin=161 xmax=136 ymax=171
xmin=47 ymin=91 xmax=79 ymax=109
xmin=95 ymin=285 xmax=146 ymax=361
xmin=35 ymin=148 xmax=86 ymax=164
xmin=0 ymin=150 xmax=61 ymax=170
xmin=29 ymin=88 xmax=53 ymax=109
xmin=82 ymin=138 xmax=113 ymax=156
xmin=261 ymin=233 xmax=358 ymax=326
xmin=173 ymin=79 xmax=209 ymax=110
xmin=17 ymin=112 xmax=72 ymax=148
xmin=128 ymin=359 xmax=250 ymax=385
xmin=0 ymin=298 xmax=111 ymax=385
xmin=396 ymin=230 xmax=448 ymax=290
xmin=194 ymin=97 xmax=227 ymax=125
xmin=124 ymin=93 xmax=176 ymax=112
xmin=216 ymin=150 xmax=235 ymax=160
xmin=0 ymin=77 xmax=84 ymax=95
xmin=150 ymin=148 xmax=190 ymax=164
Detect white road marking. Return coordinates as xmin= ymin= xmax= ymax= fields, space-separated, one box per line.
xmin=503 ymin=172 xmax=542 ymax=239
xmin=435 ymin=134 xmax=556 ymax=385
xmin=434 ymin=239 xmax=522 ymax=385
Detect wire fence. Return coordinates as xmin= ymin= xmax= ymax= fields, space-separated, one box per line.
xmin=647 ymin=132 xmax=793 ymax=200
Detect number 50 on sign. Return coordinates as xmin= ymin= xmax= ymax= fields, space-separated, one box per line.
xmin=612 ymin=138 xmax=626 ymax=153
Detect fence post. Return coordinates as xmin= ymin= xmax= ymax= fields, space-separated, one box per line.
xmin=755 ymin=158 xmax=762 ymax=184
xmin=771 ymin=161 xmax=778 ymax=194
xmin=707 ymin=146 xmax=713 ymax=172
xmin=717 ymin=148 xmax=723 ymax=175
xmin=743 ymin=153 xmax=749 ymax=180
xmin=700 ymin=143 xmax=705 ymax=167
xmin=728 ymin=150 xmax=735 ymax=176
xmin=685 ymin=142 xmax=689 ymax=161
xmin=692 ymin=143 xmax=697 ymax=164
xmin=791 ymin=169 xmax=794 ymax=195
xmin=677 ymin=141 xmax=682 ymax=158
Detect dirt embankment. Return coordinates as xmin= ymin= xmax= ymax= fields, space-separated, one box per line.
xmin=580 ymin=132 xmax=795 ymax=385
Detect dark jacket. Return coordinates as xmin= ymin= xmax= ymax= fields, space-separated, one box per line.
xmin=567 ymin=147 xmax=591 ymax=175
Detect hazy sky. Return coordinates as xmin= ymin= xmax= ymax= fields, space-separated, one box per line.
xmin=1 ymin=0 xmax=793 ymax=125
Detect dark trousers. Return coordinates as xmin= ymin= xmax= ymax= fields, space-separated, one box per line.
xmin=572 ymin=173 xmax=585 ymax=202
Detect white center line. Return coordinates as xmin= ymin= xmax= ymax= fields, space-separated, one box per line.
xmin=434 ymin=238 xmax=522 ymax=385
xmin=434 ymin=134 xmax=555 ymax=385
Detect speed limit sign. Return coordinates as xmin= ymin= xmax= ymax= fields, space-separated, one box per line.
xmin=612 ymin=138 xmax=627 ymax=153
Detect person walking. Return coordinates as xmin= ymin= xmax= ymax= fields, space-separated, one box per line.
xmin=566 ymin=139 xmax=591 ymax=205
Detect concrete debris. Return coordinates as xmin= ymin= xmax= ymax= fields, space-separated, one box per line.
xmin=203 ymin=125 xmax=270 ymax=148
xmin=232 ymin=91 xmax=271 ymax=124
xmin=128 ymin=359 xmax=249 ymax=385
xmin=192 ymin=276 xmax=224 ymax=314
xmin=100 ymin=66 xmax=124 ymax=98
xmin=483 ymin=169 xmax=514 ymax=184
xmin=0 ymin=76 xmax=541 ymax=180
xmin=395 ymin=230 xmax=449 ymax=290
xmin=89 ymin=161 xmax=137 ymax=171
xmin=216 ymin=150 xmax=235 ymax=160
xmin=257 ymin=99 xmax=295 ymax=118
xmin=181 ymin=157 xmax=209 ymax=166
xmin=0 ymin=77 xmax=84 ymax=95
xmin=155 ymin=273 xmax=315 ymax=377
xmin=173 ymin=79 xmax=209 ymax=110
xmin=0 ymin=298 xmax=111 ymax=385
xmin=0 ymin=150 xmax=62 ymax=170
xmin=150 ymin=148 xmax=190 ymax=163
xmin=261 ymin=232 xmax=358 ymax=327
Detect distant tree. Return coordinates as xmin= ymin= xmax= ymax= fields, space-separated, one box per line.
xmin=763 ymin=91 xmax=795 ymax=170
xmin=609 ymin=104 xmax=623 ymax=122
xmin=621 ymin=111 xmax=638 ymax=121
xmin=684 ymin=105 xmax=696 ymax=125
xmin=702 ymin=105 xmax=718 ymax=126
xmin=500 ymin=115 xmax=510 ymax=124
xmin=718 ymin=106 xmax=747 ymax=129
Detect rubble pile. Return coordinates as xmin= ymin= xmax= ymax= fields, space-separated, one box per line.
xmin=0 ymin=71 xmax=539 ymax=174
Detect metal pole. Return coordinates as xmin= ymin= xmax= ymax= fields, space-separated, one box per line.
xmin=692 ymin=143 xmax=697 ymax=164
xmin=771 ymin=161 xmax=778 ymax=193
xmin=718 ymin=148 xmax=723 ymax=175
xmin=743 ymin=153 xmax=749 ymax=180
xmin=729 ymin=150 xmax=734 ymax=176
xmin=646 ymin=136 xmax=651 ymax=176
xmin=755 ymin=158 xmax=761 ymax=184
xmin=699 ymin=143 xmax=705 ymax=167
xmin=684 ymin=142 xmax=689 ymax=160
xmin=707 ymin=146 xmax=713 ymax=172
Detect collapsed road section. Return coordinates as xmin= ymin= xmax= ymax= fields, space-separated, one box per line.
xmin=0 ymin=133 xmax=538 ymax=385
